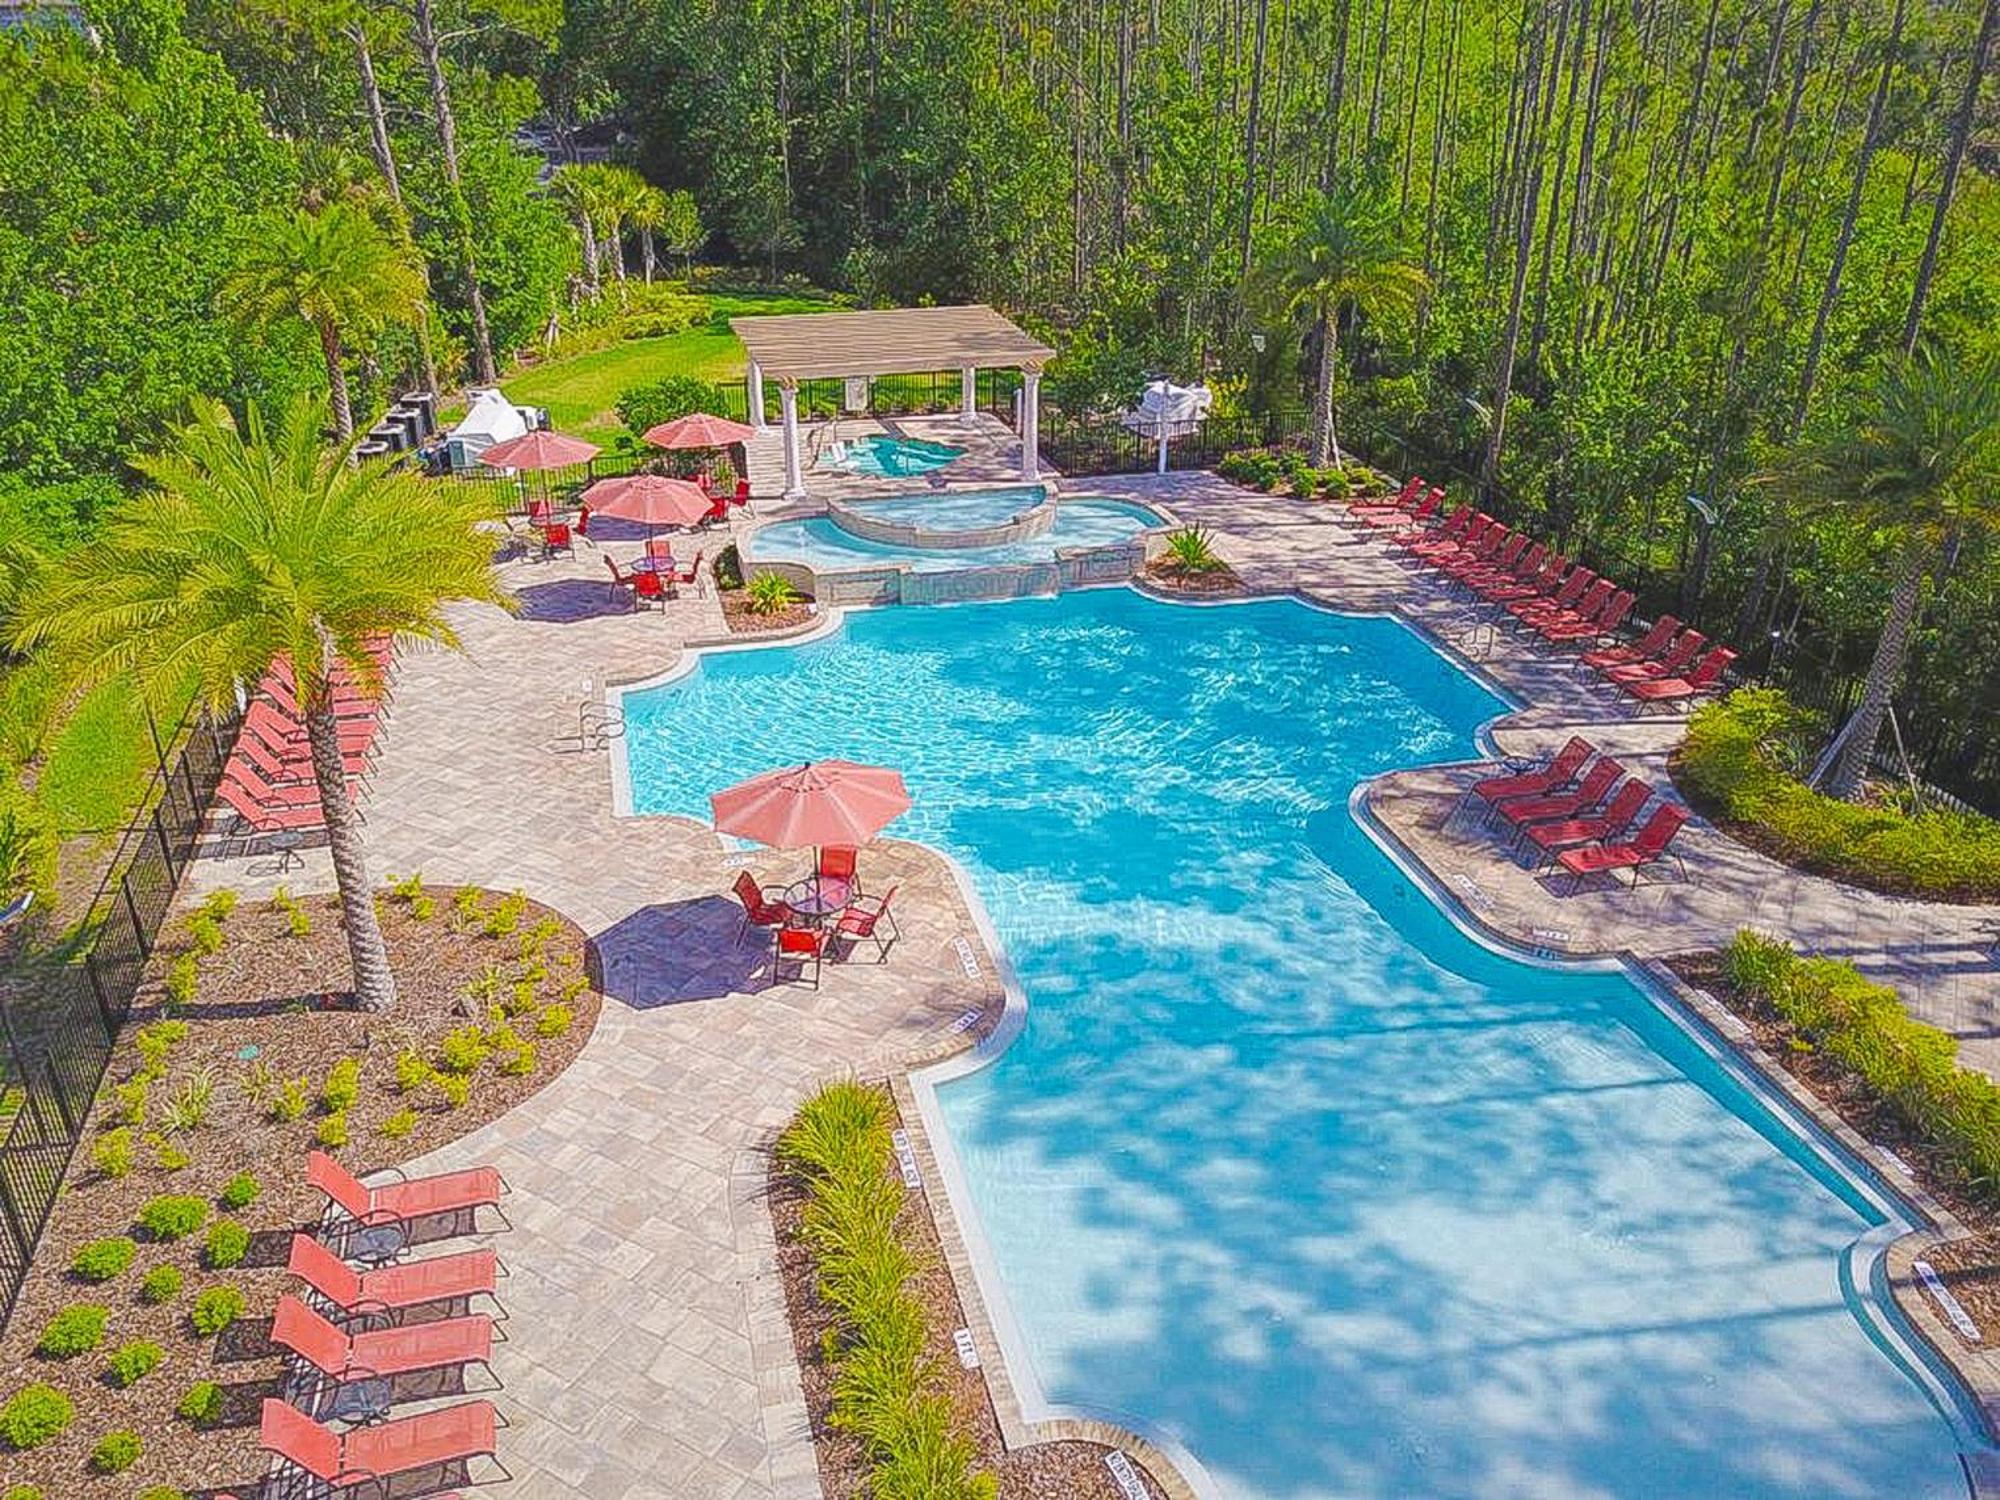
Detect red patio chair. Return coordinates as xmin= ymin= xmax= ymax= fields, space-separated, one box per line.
xmin=258 ymin=1397 xmax=507 ymax=1497
xmin=1391 ymin=504 xmax=1473 ymax=551
xmin=818 ymin=845 xmax=861 ymax=894
xmin=1557 ymin=802 xmax=1691 ymax=890
xmin=701 ymin=494 xmax=730 ymax=526
xmin=216 ymin=778 xmax=326 ymax=834
xmin=1602 ymin=628 xmax=1706 ymax=685
xmin=1460 ymin=540 xmax=1547 ymax=595
xmin=1579 ymin=614 xmax=1680 ymax=672
xmin=306 ymin=1150 xmax=509 ymax=1240
xmin=272 ymin=1293 xmax=496 ymax=1392
xmin=1519 ymin=577 xmax=1614 ymax=633
xmin=1507 ymin=567 xmax=1596 ymax=624
xmin=1359 ymin=487 xmax=1442 ymax=529
xmin=633 ymin=568 xmax=666 ymax=609
xmin=534 ymin=519 xmax=573 ymax=558
xmin=1494 ymin=757 xmax=1624 ymax=830
xmin=731 ymin=478 xmax=751 ymax=507
xmin=774 ymin=926 xmax=825 ymax=988
xmin=1521 ymin=779 xmax=1653 ymax=868
xmin=224 ymin=761 xmax=331 ymax=812
xmin=1442 ymin=530 xmax=1526 ymax=583
xmin=644 ymin=536 xmax=676 ymax=566
xmin=1349 ymin=474 xmax=1423 ymax=515
xmin=668 ymin=550 xmax=706 ymax=598
xmin=258 ymin=671 xmax=379 ymax=726
xmin=1540 ymin=588 xmax=1634 ymax=644
xmin=1481 ymin=553 xmax=1568 ymax=605
xmin=833 ymin=886 xmax=900 ymax=962
xmin=1414 ymin=513 xmax=1497 ymax=567
xmin=732 ymin=871 xmax=793 ymax=940
xmin=1449 ymin=736 xmax=1594 ymax=823
xmin=287 ymin=1234 xmax=503 ymax=1325
xmin=1623 ymin=646 xmax=1737 ymax=709
xmin=244 ymin=699 xmax=377 ymax=756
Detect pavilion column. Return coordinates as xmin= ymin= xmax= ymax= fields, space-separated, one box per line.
xmin=748 ymin=359 xmax=768 ymax=432
xmin=779 ymin=379 xmax=805 ymax=500
xmin=960 ymin=365 xmax=978 ymax=422
xmin=1020 ymin=365 xmax=1042 ymax=482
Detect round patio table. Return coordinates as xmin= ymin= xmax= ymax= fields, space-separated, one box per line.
xmin=629 ymin=555 xmax=676 ymax=575
xmin=783 ymin=876 xmax=853 ymax=926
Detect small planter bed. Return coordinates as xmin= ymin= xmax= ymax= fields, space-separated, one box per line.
xmin=1670 ymin=942 xmax=2000 ymax=1341
xmin=0 ymin=881 xmax=601 ymax=1497
xmin=721 ymin=589 xmax=817 ymax=635
xmin=771 ymin=1081 xmax=1168 ymax=1500
xmin=1143 ymin=558 xmax=1244 ymax=596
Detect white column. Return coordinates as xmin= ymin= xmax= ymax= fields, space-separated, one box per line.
xmin=779 ymin=380 xmax=805 ymax=500
xmin=748 ymin=360 xmax=768 ymax=432
xmin=1020 ymin=366 xmax=1041 ymax=482
xmin=960 ymin=365 xmax=977 ymax=422
xmin=1157 ymin=431 xmax=1170 ymax=474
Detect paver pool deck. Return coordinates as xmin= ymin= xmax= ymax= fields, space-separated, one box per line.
xmin=186 ymin=471 xmax=2000 ymax=1499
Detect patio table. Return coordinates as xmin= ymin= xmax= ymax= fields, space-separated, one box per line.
xmin=782 ymin=876 xmax=853 ymax=926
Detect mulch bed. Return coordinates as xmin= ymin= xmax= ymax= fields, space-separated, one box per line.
xmin=0 ymin=885 xmax=601 ymax=1498
xmin=1668 ymin=951 xmax=2000 ymax=1341
xmin=1143 ymin=559 xmax=1243 ymax=596
xmin=720 ymin=590 xmax=818 ymax=635
xmin=771 ymin=1102 xmax=1169 ymax=1500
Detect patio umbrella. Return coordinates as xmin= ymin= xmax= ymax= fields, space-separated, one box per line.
xmin=583 ymin=474 xmax=712 ymax=547
xmin=711 ymin=760 xmax=911 ymax=852
xmin=477 ymin=429 xmax=602 ymax=471
xmin=642 ymin=412 xmax=756 ymax=450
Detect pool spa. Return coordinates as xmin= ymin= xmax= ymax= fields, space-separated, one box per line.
xmin=744 ymin=487 xmax=1164 ymax=574
xmin=830 ymin=431 xmax=966 ymax=477
xmin=618 ymin=589 xmax=1972 ymax=1500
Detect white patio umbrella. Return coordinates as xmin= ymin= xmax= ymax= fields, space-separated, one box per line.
xmin=1120 ymin=379 xmax=1215 ymax=472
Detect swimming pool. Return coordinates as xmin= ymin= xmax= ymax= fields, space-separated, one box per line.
xmin=619 ymin=590 xmax=1970 ymax=1499
xmin=745 ymin=496 xmax=1161 ymax=573
xmin=833 ymin=432 xmax=965 ymax=477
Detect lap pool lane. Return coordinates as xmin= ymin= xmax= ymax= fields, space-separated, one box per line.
xmin=618 ymin=587 xmax=1973 ymax=1500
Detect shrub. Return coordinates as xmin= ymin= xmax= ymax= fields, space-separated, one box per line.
xmin=536 ymin=1003 xmax=574 ymax=1038
xmin=480 ymin=889 xmax=528 ymax=939
xmin=105 ymin=1339 xmax=164 ymax=1387
xmin=433 ymin=1072 xmax=470 ymax=1111
xmin=1162 ymin=525 xmax=1222 ymax=573
xmin=139 ymin=1488 xmax=187 ymax=1500
xmin=90 ymin=1430 xmax=142 ymax=1474
xmin=615 ymin=373 xmax=730 ymax=437
xmin=411 ymin=893 xmax=436 ymax=920
xmin=218 ymin=1171 xmax=260 ymax=1211
xmin=164 ymin=952 xmax=200 ymax=1011
xmin=269 ymin=1076 xmax=309 ymax=1123
xmin=0 ymin=1383 xmax=72 ymax=1449
xmin=497 ymin=1041 xmax=538 ymax=1077
xmin=147 ymin=1132 xmax=191 ymax=1172
xmin=4 ymin=1486 xmax=43 ymax=1500
xmin=504 ymin=979 xmax=539 ymax=1017
xmin=36 ymin=1303 xmax=108 ymax=1357
xmin=190 ymin=1284 xmax=244 ymax=1337
xmin=176 ymin=1379 xmax=223 ymax=1425
xmin=92 ymin=1127 xmax=136 ymax=1179
xmin=1679 ymin=690 xmax=2000 ymax=900
xmin=110 ymin=1077 xmax=149 ymax=1126
xmin=139 ymin=1265 xmax=183 ymax=1305
xmin=316 ymin=1111 xmax=349 ymax=1149
xmin=438 ymin=1025 xmax=490 ymax=1076
xmin=135 ymin=1019 xmax=187 ymax=1078
xmin=389 ymin=871 xmax=424 ymax=903
xmin=394 ymin=1049 xmax=432 ymax=1093
xmin=70 ymin=1236 xmax=137 ymax=1283
xmin=379 ymin=1107 xmax=417 ymax=1139
xmin=321 ymin=1057 xmax=362 ymax=1113
xmin=450 ymin=887 xmax=484 ymax=930
xmin=199 ymin=888 xmax=239 ymax=922
xmin=274 ymin=886 xmax=312 ymax=937
xmin=184 ymin=911 xmax=224 ymax=957
xmin=714 ymin=542 xmax=745 ymax=591
xmin=137 ymin=1194 xmax=208 ymax=1242
xmin=745 ymin=571 xmax=800 ymax=615
xmin=159 ymin=1069 xmax=214 ymax=1131
xmin=203 ymin=1219 xmax=250 ymax=1270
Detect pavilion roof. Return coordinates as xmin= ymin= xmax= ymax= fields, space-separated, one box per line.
xmin=730 ymin=304 xmax=1055 ymax=382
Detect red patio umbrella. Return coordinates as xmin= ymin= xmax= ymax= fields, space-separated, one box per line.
xmin=477 ymin=430 xmax=601 ymax=470
xmin=642 ymin=413 xmax=756 ymax=450
xmin=584 ymin=474 xmax=712 ymax=529
xmin=710 ymin=760 xmax=911 ymax=852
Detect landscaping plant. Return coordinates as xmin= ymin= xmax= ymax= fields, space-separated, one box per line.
xmin=191 ymin=1284 xmax=245 ymax=1337
xmin=0 ymin=1384 xmax=72 ymax=1449
xmin=218 ymin=1171 xmax=260 ymax=1210
xmin=35 ymin=1304 xmax=108 ymax=1358
xmin=137 ymin=1194 xmax=209 ymax=1242
xmin=745 ymin=571 xmax=801 ymax=615
xmin=89 ymin=1430 xmax=142 ymax=1474
xmin=106 ymin=1338 xmax=164 ymax=1387
xmin=69 ymin=1236 xmax=137 ymax=1283
xmin=203 ymin=1219 xmax=251 ymax=1270
xmin=1163 ymin=526 xmax=1223 ymax=573
xmin=176 ymin=1380 xmax=223 ymax=1426
xmin=139 ymin=1265 xmax=184 ymax=1305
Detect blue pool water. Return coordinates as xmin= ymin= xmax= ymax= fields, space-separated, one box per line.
xmin=837 ymin=484 xmax=1048 ymax=529
xmin=619 ymin=590 xmax=1967 ymax=1500
xmin=745 ymin=496 xmax=1161 ymax=573
xmin=835 ymin=432 xmax=966 ymax=476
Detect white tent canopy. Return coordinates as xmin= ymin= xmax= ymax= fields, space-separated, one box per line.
xmin=1120 ymin=378 xmax=1214 ymax=471
xmin=446 ymin=388 xmax=529 ymax=472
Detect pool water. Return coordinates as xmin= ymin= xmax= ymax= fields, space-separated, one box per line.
xmin=837 ymin=484 xmax=1047 ymax=529
xmin=745 ymin=497 xmax=1161 ymax=573
xmin=619 ymin=590 xmax=1967 ymax=1500
xmin=834 ymin=432 xmax=966 ymax=476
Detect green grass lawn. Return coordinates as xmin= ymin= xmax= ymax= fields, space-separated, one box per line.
xmin=506 ymin=291 xmax=834 ymax=441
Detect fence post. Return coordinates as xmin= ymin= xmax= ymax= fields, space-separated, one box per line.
xmin=83 ymin=952 xmax=119 ymax=1036
xmin=122 ymin=877 xmax=150 ymax=961
xmin=151 ymin=806 xmax=177 ymax=885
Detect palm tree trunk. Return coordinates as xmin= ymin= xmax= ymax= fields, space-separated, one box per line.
xmin=1311 ymin=309 xmax=1338 ymax=465
xmin=305 ymin=686 xmax=396 ymax=1011
xmin=641 ymin=227 xmax=656 ymax=283
xmin=1827 ymin=537 xmax=1929 ymax=802
xmin=318 ymin=319 xmax=354 ymax=443
xmin=576 ymin=214 xmax=601 ymax=298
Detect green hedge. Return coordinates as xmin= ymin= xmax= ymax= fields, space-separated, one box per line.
xmin=1678 ymin=689 xmax=2000 ymax=901
xmin=1216 ymin=447 xmax=1379 ymax=498
xmin=1725 ymin=931 xmax=2000 ymax=1193
xmin=777 ymin=1082 xmax=995 ymax=1500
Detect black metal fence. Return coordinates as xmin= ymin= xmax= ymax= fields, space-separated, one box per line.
xmin=0 ymin=707 xmax=238 ymax=1329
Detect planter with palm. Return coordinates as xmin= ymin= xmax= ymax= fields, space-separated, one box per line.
xmin=1254 ymin=190 xmax=1427 ymax=467
xmin=14 ymin=397 xmax=509 ymax=1012
xmin=1773 ymin=346 xmax=2000 ymax=802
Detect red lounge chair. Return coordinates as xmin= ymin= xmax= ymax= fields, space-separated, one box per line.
xmin=1349 ymin=475 xmax=1423 ymax=514
xmin=1541 ymin=588 xmax=1634 ymax=644
xmin=287 ymin=1233 xmax=503 ymax=1324
xmin=224 ymin=761 xmax=332 ymax=811
xmin=774 ymin=926 xmax=824 ymax=988
xmin=1557 ymin=802 xmax=1691 ymax=890
xmin=1505 ymin=566 xmax=1593 ymax=622
xmin=259 ymin=672 xmax=379 ymax=726
xmin=1603 ymin=629 xmax=1706 ymax=685
xmin=1519 ymin=577 xmax=1614 ymax=632
xmin=259 ymin=1397 xmax=506 ymax=1497
xmin=272 ymin=1293 xmax=496 ymax=1391
xmin=1359 ymin=488 xmax=1441 ymax=529
xmin=1442 ymin=531 xmax=1526 ymax=582
xmin=1451 ymin=736 xmax=1594 ymax=822
xmin=243 ymin=700 xmax=377 ymax=758
xmin=1495 ymin=757 xmax=1624 ymax=829
xmin=1522 ymin=780 xmax=1653 ymax=867
xmin=732 ymin=870 xmax=793 ymax=940
xmin=1391 ymin=504 xmax=1472 ymax=551
xmin=1411 ymin=513 xmax=1495 ymax=564
xmin=216 ymin=778 xmax=325 ymax=834
xmin=1460 ymin=540 xmax=1547 ymax=594
xmin=833 ymin=886 xmax=899 ymax=962
xmin=307 ymin=1150 xmax=509 ymax=1239
xmin=1623 ymin=646 xmax=1737 ymax=709
xmin=1481 ymin=553 xmax=1568 ymax=605
xmin=1579 ymin=614 xmax=1680 ymax=672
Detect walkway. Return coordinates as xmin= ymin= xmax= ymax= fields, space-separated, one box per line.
xmin=185 ymin=471 xmax=2000 ymax=1498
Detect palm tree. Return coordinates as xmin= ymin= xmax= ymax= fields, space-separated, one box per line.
xmin=549 ymin=163 xmax=604 ymax=299
xmin=595 ymin=165 xmax=650 ymax=285
xmin=1256 ymin=190 xmax=1428 ymax=465
xmin=659 ymin=189 xmax=705 ymax=275
xmin=1776 ymin=346 xmax=2000 ymax=801
xmin=628 ymin=184 xmax=666 ymax=283
xmin=14 ymin=397 xmax=509 ymax=1011
xmin=225 ymin=202 xmax=427 ymax=445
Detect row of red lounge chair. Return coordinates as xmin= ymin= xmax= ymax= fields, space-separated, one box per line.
xmin=242 ymin=1151 xmax=513 ymax=1499
xmin=216 ymin=640 xmax=395 ymax=837
xmin=1350 ymin=478 xmax=1738 ymax=709
xmin=1451 ymin=735 xmax=1692 ymax=890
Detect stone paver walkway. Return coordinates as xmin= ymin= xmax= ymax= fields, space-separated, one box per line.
xmin=186 ymin=470 xmax=2000 ymax=1498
